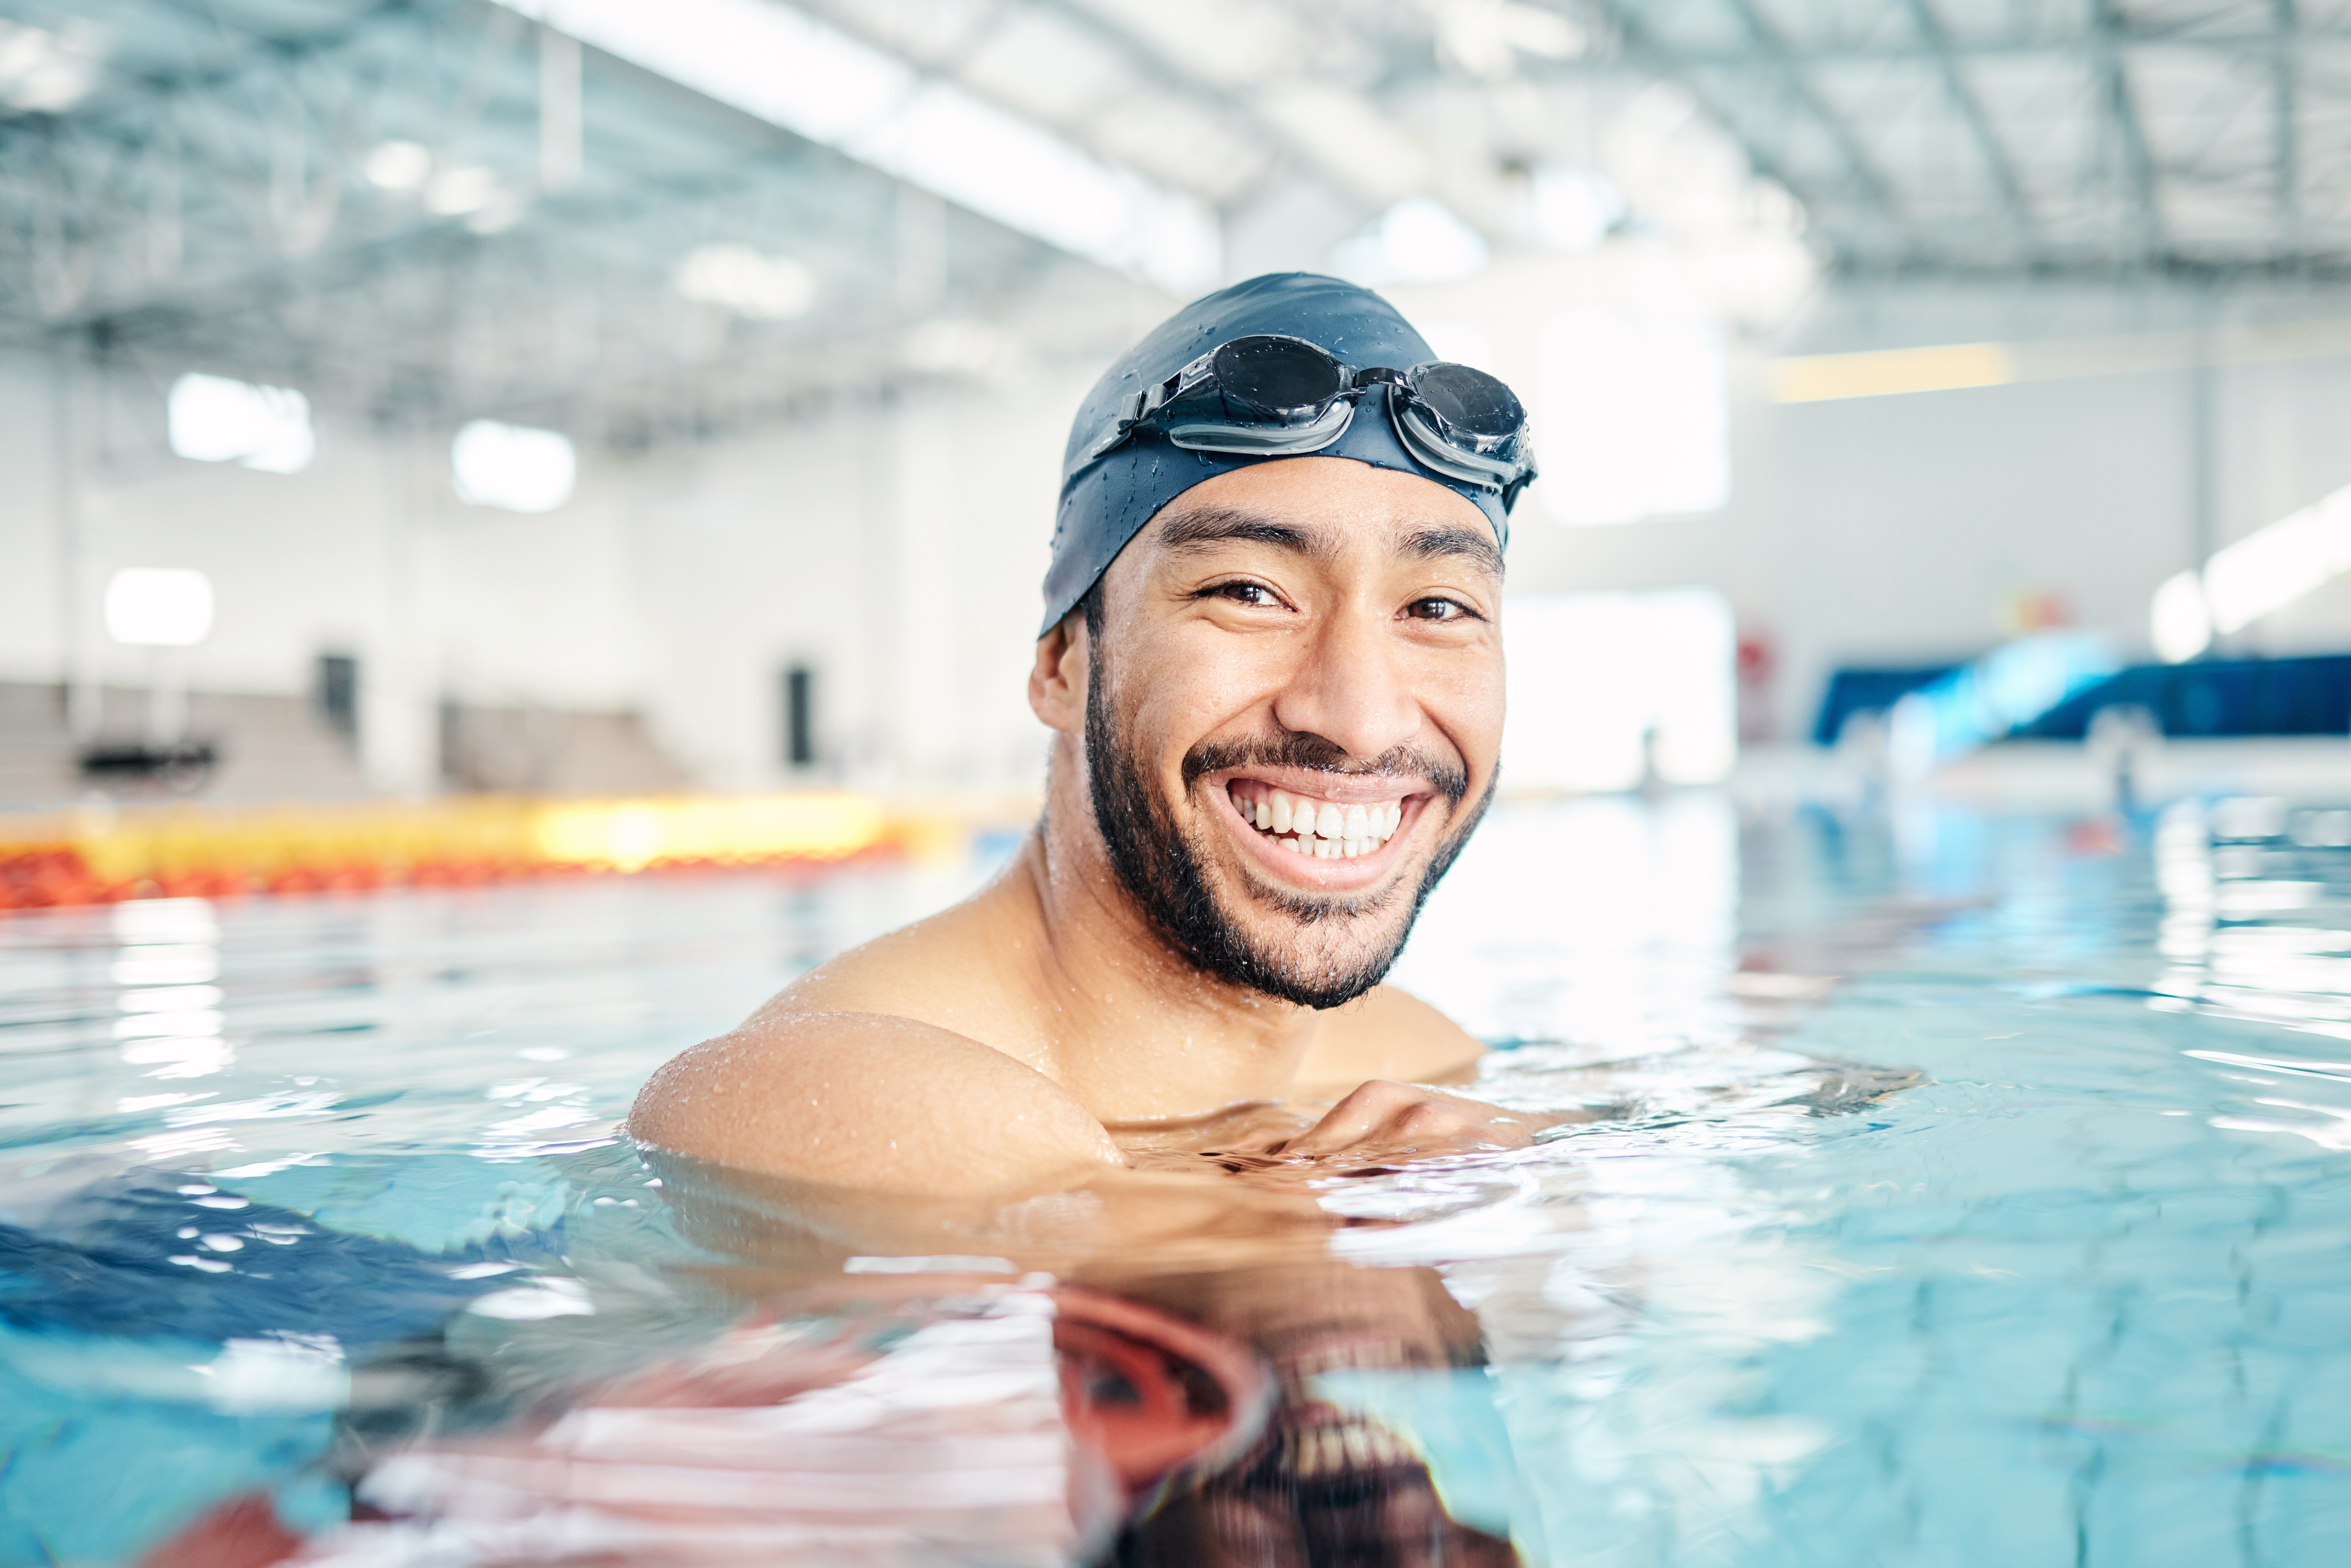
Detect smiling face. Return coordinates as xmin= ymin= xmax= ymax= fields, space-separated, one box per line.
xmin=1047 ymin=457 xmax=1506 ymax=1009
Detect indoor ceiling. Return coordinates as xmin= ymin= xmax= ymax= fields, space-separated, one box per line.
xmin=0 ymin=0 xmax=2343 ymax=448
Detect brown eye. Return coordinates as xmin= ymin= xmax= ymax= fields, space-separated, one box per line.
xmin=1216 ymin=582 xmax=1283 ymax=608
xmin=1408 ymin=597 xmax=1473 ymax=621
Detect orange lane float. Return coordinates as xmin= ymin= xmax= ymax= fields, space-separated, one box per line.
xmin=0 ymin=792 xmax=1010 ymax=910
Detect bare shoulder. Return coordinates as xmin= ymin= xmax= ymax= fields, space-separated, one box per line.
xmin=629 ymin=1009 xmax=1119 ymax=1197
xmin=1293 ymin=984 xmax=1486 ymax=1090
xmin=760 ymin=873 xmax=1044 ymax=1047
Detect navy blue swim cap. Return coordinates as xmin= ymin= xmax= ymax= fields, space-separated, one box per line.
xmin=1041 ymin=272 xmax=1515 ymax=636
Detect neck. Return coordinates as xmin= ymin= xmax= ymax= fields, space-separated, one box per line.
xmin=982 ymin=747 xmax=1326 ymax=1124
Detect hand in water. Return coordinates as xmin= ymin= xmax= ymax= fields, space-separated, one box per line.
xmin=1246 ymin=1079 xmax=1564 ymax=1167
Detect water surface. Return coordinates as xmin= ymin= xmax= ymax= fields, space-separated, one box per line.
xmin=5 ymin=795 xmax=2350 ymax=1565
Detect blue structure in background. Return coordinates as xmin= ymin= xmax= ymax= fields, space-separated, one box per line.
xmin=1812 ymin=665 xmax=1965 ymax=745
xmin=2018 ymin=654 xmax=2351 ymax=739
xmin=1887 ymin=633 xmax=2122 ymax=767
xmin=1817 ymin=652 xmax=2351 ymax=748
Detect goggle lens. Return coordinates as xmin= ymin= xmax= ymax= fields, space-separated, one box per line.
xmin=1410 ymin=362 xmax=1522 ymax=440
xmin=1212 ymin=336 xmax=1348 ymax=419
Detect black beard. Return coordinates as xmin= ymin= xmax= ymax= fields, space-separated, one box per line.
xmin=1082 ymin=635 xmax=1494 ymax=1009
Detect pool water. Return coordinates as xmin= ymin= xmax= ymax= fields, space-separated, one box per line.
xmin=5 ymin=794 xmax=2351 ymax=1565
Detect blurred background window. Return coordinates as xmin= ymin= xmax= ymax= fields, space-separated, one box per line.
xmin=1540 ymin=311 xmax=1729 ymax=526
xmin=165 ymin=374 xmax=314 ymax=475
xmin=1505 ymin=590 xmax=1737 ymax=793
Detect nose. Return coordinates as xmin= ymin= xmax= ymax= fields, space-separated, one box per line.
xmin=1269 ymin=600 xmax=1422 ymax=761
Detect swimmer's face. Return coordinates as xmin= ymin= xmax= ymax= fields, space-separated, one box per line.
xmin=1033 ymin=458 xmax=1505 ymax=1008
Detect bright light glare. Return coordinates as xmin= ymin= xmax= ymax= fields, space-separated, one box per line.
xmin=2151 ymin=571 xmax=2213 ymax=664
xmin=2203 ymin=483 xmax=2351 ymax=635
xmin=1542 ymin=311 xmax=1728 ymax=524
xmin=2149 ymin=480 xmax=2351 ymax=661
xmin=451 ymin=421 xmax=577 ymax=513
xmin=1529 ymin=166 xmax=1623 ymax=252
xmin=494 ymin=0 xmax=1218 ymax=293
xmin=105 ymin=569 xmax=215 ymax=647
xmin=1331 ymin=197 xmax=1489 ymax=285
xmin=425 ymin=167 xmax=499 ymax=216
xmin=1504 ymin=589 xmax=1737 ymax=791
xmin=673 ymin=244 xmax=816 ymax=320
xmin=0 ymin=21 xmax=102 ymax=112
xmin=533 ymin=794 xmax=885 ymax=870
xmin=364 ymin=140 xmax=432 ymax=191
xmin=167 ymin=373 xmax=316 ymax=475
xmin=901 ymin=318 xmax=1010 ymax=375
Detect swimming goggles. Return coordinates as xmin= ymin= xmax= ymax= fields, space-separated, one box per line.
xmin=1081 ymin=333 xmax=1537 ymax=510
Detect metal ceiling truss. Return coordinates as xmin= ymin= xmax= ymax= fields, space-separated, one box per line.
xmin=1581 ymin=0 xmax=2351 ymax=278
xmin=0 ymin=0 xmax=1090 ymax=445
xmin=8 ymin=0 xmax=2350 ymax=456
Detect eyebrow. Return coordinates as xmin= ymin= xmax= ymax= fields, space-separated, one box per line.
xmin=1155 ymin=507 xmax=1329 ymax=559
xmin=1157 ymin=507 xmax=1504 ymax=578
xmin=1402 ymin=524 xmax=1505 ymax=580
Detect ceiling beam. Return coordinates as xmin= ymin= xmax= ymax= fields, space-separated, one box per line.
xmin=1892 ymin=0 xmax=2035 ymax=241
xmin=2273 ymin=0 xmax=2300 ymax=234
xmin=1584 ymin=0 xmax=1855 ymax=269
xmin=2088 ymin=0 xmax=2164 ymax=265
xmin=1711 ymin=0 xmax=1896 ymax=220
xmin=1552 ymin=23 xmax=2351 ymax=72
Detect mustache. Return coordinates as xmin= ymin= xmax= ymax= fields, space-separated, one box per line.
xmin=1180 ymin=734 xmax=1470 ymax=802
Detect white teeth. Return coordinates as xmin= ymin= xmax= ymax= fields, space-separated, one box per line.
xmin=1235 ymin=786 xmax=1415 ymax=862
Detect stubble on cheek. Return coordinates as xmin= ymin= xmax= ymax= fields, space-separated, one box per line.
xmin=1082 ymin=637 xmax=1493 ymax=1008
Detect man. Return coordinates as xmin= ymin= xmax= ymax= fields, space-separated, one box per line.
xmin=632 ymin=273 xmax=1559 ymax=1197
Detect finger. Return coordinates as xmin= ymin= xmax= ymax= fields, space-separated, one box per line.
xmin=1278 ymin=1080 xmax=1427 ymax=1155
xmin=1285 ymin=1082 xmax=1511 ymax=1158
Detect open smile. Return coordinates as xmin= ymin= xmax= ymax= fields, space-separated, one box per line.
xmin=1213 ymin=775 xmax=1427 ymax=885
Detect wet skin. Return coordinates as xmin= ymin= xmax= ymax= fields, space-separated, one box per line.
xmin=630 ymin=458 xmax=1570 ymax=1200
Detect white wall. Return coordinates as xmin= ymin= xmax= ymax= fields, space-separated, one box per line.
xmin=1383 ymin=264 xmax=2351 ymax=740
xmin=0 ymin=347 xmax=1083 ymax=794
xmin=9 ymin=266 xmax=2350 ymax=799
xmin=620 ymin=370 xmax=1083 ymax=792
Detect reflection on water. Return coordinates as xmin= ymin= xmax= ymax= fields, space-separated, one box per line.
xmin=6 ymin=796 xmax=2351 ymax=1564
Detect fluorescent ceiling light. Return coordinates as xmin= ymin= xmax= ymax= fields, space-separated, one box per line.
xmin=167 ymin=373 xmax=316 ymax=475
xmin=0 ymin=21 xmax=103 ymax=113
xmin=1529 ymin=166 xmax=1624 ymax=253
xmin=1330 ymin=197 xmax=1489 ymax=287
xmin=365 ymin=140 xmax=432 ymax=191
xmin=495 ymin=0 xmax=1217 ymax=293
xmin=1772 ymin=343 xmax=2013 ymax=403
xmin=674 ymin=244 xmax=816 ymax=319
xmin=452 ymin=420 xmax=578 ymax=513
xmin=105 ymin=569 xmax=215 ymax=648
xmin=426 ymin=167 xmax=501 ymax=216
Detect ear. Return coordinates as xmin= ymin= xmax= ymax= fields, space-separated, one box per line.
xmin=1028 ymin=611 xmax=1088 ymax=733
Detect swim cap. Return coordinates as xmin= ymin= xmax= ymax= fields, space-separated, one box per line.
xmin=1041 ymin=272 xmax=1515 ymax=636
